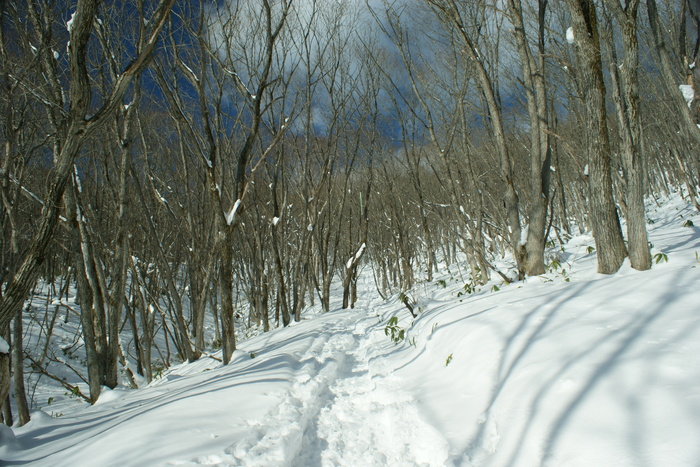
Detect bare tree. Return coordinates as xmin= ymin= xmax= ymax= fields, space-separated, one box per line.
xmin=0 ymin=0 xmax=175 ymax=407
xmin=647 ymin=0 xmax=700 ymax=209
xmin=606 ymin=0 xmax=652 ymax=271
xmin=424 ymin=0 xmax=524 ymax=276
xmin=566 ymin=0 xmax=627 ymax=274
xmin=506 ymin=0 xmax=552 ymax=275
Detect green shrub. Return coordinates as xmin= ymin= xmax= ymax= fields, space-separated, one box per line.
xmin=384 ymin=316 xmax=405 ymax=345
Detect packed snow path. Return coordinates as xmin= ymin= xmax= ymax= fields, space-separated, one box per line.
xmin=196 ymin=309 xmax=450 ymax=466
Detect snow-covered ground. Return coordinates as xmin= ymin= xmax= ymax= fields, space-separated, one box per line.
xmin=2 ymin=194 xmax=700 ymax=466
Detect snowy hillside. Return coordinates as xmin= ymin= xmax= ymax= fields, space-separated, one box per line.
xmin=2 ymin=194 xmax=700 ymax=466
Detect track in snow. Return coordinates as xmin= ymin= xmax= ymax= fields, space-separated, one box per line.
xmin=200 ymin=310 xmax=450 ymax=466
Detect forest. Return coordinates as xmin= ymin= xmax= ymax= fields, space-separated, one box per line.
xmin=0 ymin=0 xmax=699 ymax=428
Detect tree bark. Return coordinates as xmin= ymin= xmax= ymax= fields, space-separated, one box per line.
xmin=507 ymin=0 xmax=552 ymax=276
xmin=0 ymin=326 xmax=9 ymax=425
xmin=567 ymin=0 xmax=627 ymax=274
xmin=12 ymin=309 xmax=29 ymax=426
xmin=607 ymin=0 xmax=651 ymax=271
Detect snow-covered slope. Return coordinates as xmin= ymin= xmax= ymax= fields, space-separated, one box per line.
xmin=2 ymin=194 xmax=700 ymax=466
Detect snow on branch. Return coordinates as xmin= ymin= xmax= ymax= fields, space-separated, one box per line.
xmin=346 ymin=243 xmax=366 ymax=270
xmin=680 ymin=84 xmax=695 ymax=108
xmin=225 ymin=199 xmax=242 ymax=226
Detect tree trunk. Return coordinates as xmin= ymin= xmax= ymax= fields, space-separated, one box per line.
xmin=0 ymin=326 xmax=10 ymax=424
xmin=12 ymin=309 xmax=29 ymax=426
xmin=607 ymin=0 xmax=651 ymax=271
xmin=439 ymin=0 xmax=523 ymax=274
xmin=567 ymin=0 xmax=627 ymax=274
xmin=507 ymin=0 xmax=551 ymax=276
xmin=219 ymin=225 xmax=236 ymax=364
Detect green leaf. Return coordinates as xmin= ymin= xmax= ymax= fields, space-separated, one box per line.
xmin=653 ymin=252 xmax=668 ymax=264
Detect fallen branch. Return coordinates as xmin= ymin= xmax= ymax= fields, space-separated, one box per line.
xmin=25 ymin=353 xmax=92 ymax=404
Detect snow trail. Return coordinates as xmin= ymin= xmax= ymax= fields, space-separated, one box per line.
xmin=200 ymin=309 xmax=450 ymax=466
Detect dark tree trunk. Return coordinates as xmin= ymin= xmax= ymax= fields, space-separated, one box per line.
xmin=608 ymin=0 xmax=651 ymax=271
xmin=567 ymin=0 xmax=627 ymax=274
xmin=12 ymin=309 xmax=29 ymax=426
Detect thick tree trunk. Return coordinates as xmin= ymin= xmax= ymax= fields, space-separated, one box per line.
xmin=321 ymin=275 xmax=332 ymax=314
xmin=76 ymin=272 xmax=102 ymax=403
xmin=342 ymin=243 xmax=366 ymax=309
xmin=63 ymin=185 xmax=102 ymax=403
xmin=608 ymin=1 xmax=651 ymax=271
xmin=567 ymin=0 xmax=627 ymax=274
xmin=508 ymin=0 xmax=551 ymax=276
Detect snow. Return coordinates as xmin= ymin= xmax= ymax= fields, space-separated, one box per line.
xmin=519 ymin=224 xmax=529 ymax=247
xmin=680 ymin=84 xmax=695 ymax=108
xmin=346 ymin=243 xmax=366 ymax=269
xmin=92 ymin=387 xmax=127 ymax=406
xmin=566 ymin=27 xmax=575 ymax=44
xmin=0 ymin=336 xmax=8 ymax=353
xmin=225 ymin=199 xmax=242 ymax=225
xmin=3 ymin=195 xmax=700 ymax=466
xmin=66 ymin=12 xmax=76 ymax=32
